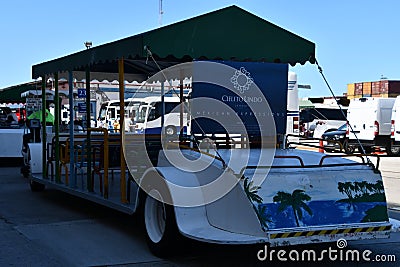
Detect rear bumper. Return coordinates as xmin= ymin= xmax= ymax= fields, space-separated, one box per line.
xmin=178 ymin=218 xmax=392 ymax=246
xmin=323 ymin=141 xmax=342 ymax=150
xmin=268 ymin=223 xmax=391 ymax=247
xmin=392 ymin=139 xmax=400 ymax=147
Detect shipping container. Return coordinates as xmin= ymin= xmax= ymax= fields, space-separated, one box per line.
xmin=372 ymin=81 xmax=381 ymax=95
xmin=351 ymin=80 xmax=400 ymax=99
xmin=355 ymin=82 xmax=363 ymax=95
xmin=347 ymin=83 xmax=355 ymax=97
xmin=362 ymin=82 xmax=372 ymax=96
xmin=382 ymin=80 xmax=400 ymax=95
xmin=381 ymin=80 xmax=389 ymax=94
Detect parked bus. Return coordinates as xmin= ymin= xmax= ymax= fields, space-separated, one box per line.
xmin=98 ymin=98 xmax=142 ymax=131
xmin=133 ymin=96 xmax=188 ymax=135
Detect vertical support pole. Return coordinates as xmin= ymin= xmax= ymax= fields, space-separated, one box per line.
xmin=180 ymin=70 xmax=184 ymax=135
xmin=68 ymin=71 xmax=75 ymax=186
xmin=118 ymin=58 xmax=127 ymax=203
xmin=54 ymin=72 xmax=60 ymax=183
xmin=41 ymin=76 xmax=47 ymax=178
xmin=161 ymin=82 xmax=165 ymax=132
xmin=86 ymin=67 xmax=92 ymax=191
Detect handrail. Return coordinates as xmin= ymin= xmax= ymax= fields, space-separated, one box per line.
xmin=319 ymin=153 xmax=380 ymax=172
xmin=237 ymin=153 xmax=378 ymax=178
xmin=318 ymin=154 xmax=365 ymax=165
xmin=274 ymin=155 xmax=305 ymax=167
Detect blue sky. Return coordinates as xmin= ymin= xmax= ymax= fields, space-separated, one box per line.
xmin=1 ymin=0 xmax=399 ymax=98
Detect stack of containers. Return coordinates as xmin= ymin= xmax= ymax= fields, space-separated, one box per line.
xmin=372 ymin=80 xmax=400 ymax=98
xmin=348 ymin=80 xmax=400 ymax=99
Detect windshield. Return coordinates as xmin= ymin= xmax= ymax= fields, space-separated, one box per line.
xmin=300 ymin=108 xmax=348 ymax=123
xmin=98 ymin=104 xmax=107 ymax=120
xmin=135 ymin=106 xmax=149 ymax=123
xmin=125 ymin=102 xmax=140 ymax=119
xmin=338 ymin=124 xmax=347 ymax=131
xmin=147 ymin=102 xmax=181 ymax=121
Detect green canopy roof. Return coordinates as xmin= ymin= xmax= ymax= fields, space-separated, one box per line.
xmin=0 ymin=82 xmax=38 ymax=103
xmin=32 ymin=5 xmax=315 ymax=81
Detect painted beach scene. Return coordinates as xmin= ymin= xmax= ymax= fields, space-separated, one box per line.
xmin=243 ymin=169 xmax=389 ymax=230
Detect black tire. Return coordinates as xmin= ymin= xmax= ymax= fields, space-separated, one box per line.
xmin=343 ymin=139 xmax=355 ymax=154
xmin=142 ymin=174 xmax=181 ymax=258
xmin=30 ymin=179 xmax=45 ymax=192
xmin=324 ymin=148 xmax=334 ymax=153
xmin=386 ymin=144 xmax=400 ymax=156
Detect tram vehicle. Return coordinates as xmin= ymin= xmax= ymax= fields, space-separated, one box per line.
xmin=27 ymin=61 xmax=393 ymax=257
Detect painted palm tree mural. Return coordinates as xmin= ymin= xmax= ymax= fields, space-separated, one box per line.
xmin=243 ymin=177 xmax=263 ymax=204
xmin=337 ymin=180 xmax=386 ymax=203
xmin=273 ymin=189 xmax=313 ymax=227
xmin=243 ymin=177 xmax=271 ymax=228
xmin=338 ymin=182 xmax=355 ymax=201
xmin=337 ymin=180 xmax=388 ymax=222
xmin=242 ymin=174 xmax=388 ymax=230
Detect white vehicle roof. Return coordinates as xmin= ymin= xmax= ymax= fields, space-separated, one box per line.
xmin=126 ymin=97 xmax=145 ymax=103
xmin=394 ymin=95 xmax=400 ymax=106
xmin=349 ymin=97 xmax=396 ymax=108
xmin=139 ymin=96 xmax=182 ymax=105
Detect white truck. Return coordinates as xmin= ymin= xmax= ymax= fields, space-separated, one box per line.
xmin=390 ymin=95 xmax=400 ymax=155
xmin=347 ymin=97 xmax=396 ymax=154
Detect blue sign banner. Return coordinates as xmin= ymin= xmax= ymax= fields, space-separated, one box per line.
xmin=191 ymin=61 xmax=288 ymax=136
xmin=77 ymin=102 xmax=86 ymax=113
xmin=77 ymin=88 xmax=86 ymax=98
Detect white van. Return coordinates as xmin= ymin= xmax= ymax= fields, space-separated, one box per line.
xmin=390 ymin=96 xmax=400 ymax=154
xmin=346 ymin=97 xmax=396 ymax=154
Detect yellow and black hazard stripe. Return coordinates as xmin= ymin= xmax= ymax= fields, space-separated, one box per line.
xmin=269 ymin=225 xmax=391 ymax=239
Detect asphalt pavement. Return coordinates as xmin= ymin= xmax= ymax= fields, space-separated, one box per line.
xmin=0 ymin=157 xmax=400 ymax=266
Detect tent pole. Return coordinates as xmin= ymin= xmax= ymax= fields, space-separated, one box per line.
xmin=41 ymin=76 xmax=47 ymax=178
xmin=118 ymin=58 xmax=127 ymax=203
xmin=54 ymin=72 xmax=60 ymax=183
xmin=68 ymin=71 xmax=75 ymax=186
xmin=180 ymin=70 xmax=184 ymax=134
xmin=86 ymin=67 xmax=92 ymax=191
